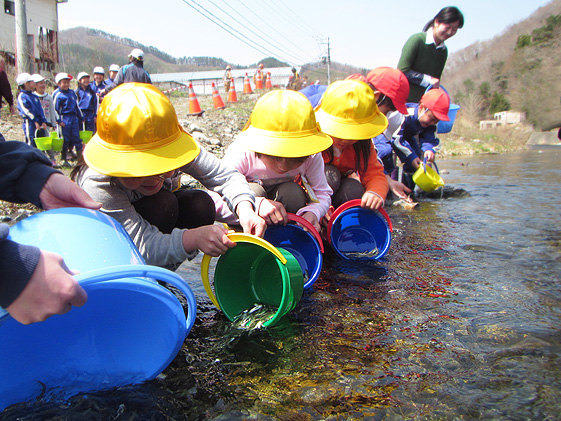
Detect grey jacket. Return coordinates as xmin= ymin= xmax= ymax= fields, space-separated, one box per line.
xmin=77 ymin=146 xmax=255 ymax=267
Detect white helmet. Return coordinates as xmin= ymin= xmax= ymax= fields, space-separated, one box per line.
xmin=16 ymin=73 xmax=31 ymax=86
xmin=93 ymin=66 xmax=105 ymax=74
xmin=55 ymin=72 xmax=72 ymax=84
xmin=77 ymin=72 xmax=90 ymax=81
xmin=109 ymin=64 xmax=120 ymax=72
xmin=129 ymin=48 xmax=144 ymax=60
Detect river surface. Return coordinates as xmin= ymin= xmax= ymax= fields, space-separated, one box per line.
xmin=2 ymin=147 xmax=560 ymax=420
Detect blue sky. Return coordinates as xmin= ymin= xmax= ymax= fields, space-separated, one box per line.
xmin=58 ymin=0 xmax=553 ymax=68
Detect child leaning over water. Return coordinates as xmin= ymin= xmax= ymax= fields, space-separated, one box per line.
xmin=72 ymin=83 xmax=265 ymax=270
xmin=314 ymin=80 xmax=389 ymax=212
xmin=211 ymin=90 xmax=333 ymax=233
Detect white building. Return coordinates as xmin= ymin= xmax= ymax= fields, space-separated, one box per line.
xmin=479 ymin=111 xmax=526 ymax=129
xmin=0 ymin=0 xmax=66 ymax=72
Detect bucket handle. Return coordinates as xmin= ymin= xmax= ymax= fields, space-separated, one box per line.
xmin=326 ymin=199 xmax=393 ymax=242
xmin=0 ymin=264 xmax=197 ymax=335
xmin=287 ymin=213 xmax=324 ymax=253
xmin=425 ymin=84 xmax=449 ymax=96
xmin=423 ymin=157 xmax=440 ymax=175
xmin=201 ymin=233 xmax=287 ymax=309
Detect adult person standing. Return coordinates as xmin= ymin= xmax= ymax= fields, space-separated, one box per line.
xmin=397 ymin=6 xmax=464 ymax=103
xmin=223 ymin=65 xmax=232 ymax=94
xmin=0 ymin=57 xmax=15 ymax=142
xmin=101 ymin=49 xmax=151 ymax=97
xmin=0 ymin=140 xmax=101 ymax=324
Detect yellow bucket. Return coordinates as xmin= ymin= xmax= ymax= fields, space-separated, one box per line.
xmin=412 ymin=160 xmax=444 ymax=192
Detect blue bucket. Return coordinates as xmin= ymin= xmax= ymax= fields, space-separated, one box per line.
xmin=264 ymin=213 xmax=324 ymax=289
xmin=327 ymin=199 xmax=393 ymax=261
xmin=0 ymin=209 xmax=197 ymax=410
xmin=425 ymin=85 xmax=460 ymax=134
xmin=437 ymin=103 xmax=460 ymax=134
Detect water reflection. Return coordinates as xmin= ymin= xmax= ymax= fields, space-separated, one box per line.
xmin=2 ymin=148 xmax=561 ymax=420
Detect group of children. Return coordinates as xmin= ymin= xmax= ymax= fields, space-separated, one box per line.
xmin=58 ymin=61 xmax=451 ymax=273
xmin=16 ymin=64 xmax=120 ymax=168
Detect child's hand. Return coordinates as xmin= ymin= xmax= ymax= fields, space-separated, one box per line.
xmin=411 ymin=157 xmax=421 ymax=169
xmin=59 ymin=122 xmax=66 ymax=128
xmin=361 ymin=191 xmax=384 ymax=210
xmin=388 ymin=177 xmax=412 ymax=202
xmin=301 ymin=211 xmax=320 ymax=233
xmin=424 ymin=150 xmax=435 ymax=163
xmin=236 ymin=200 xmax=266 ymax=237
xmin=182 ymin=225 xmax=236 ymax=257
xmin=258 ymin=199 xmax=288 ymax=226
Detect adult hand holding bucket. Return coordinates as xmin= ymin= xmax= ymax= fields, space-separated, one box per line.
xmin=0 ymin=264 xmax=197 ymax=411
xmin=327 ymin=199 xmax=393 ymax=260
xmin=264 ymin=213 xmax=324 ymax=289
xmin=201 ymin=233 xmax=304 ymax=328
xmin=1 ymin=208 xmax=198 ymax=410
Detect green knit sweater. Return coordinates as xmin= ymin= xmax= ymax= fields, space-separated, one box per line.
xmin=397 ymin=32 xmax=448 ymax=103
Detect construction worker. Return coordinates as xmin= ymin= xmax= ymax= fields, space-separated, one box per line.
xmin=224 ymin=65 xmax=232 ymax=94
xmin=253 ymin=63 xmax=264 ymax=90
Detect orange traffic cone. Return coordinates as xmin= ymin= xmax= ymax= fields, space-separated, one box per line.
xmin=243 ymin=73 xmax=253 ymax=94
xmin=228 ymin=78 xmax=238 ymax=103
xmin=187 ymin=83 xmax=204 ymax=116
xmin=211 ymin=82 xmax=225 ymax=110
xmin=255 ymin=70 xmax=263 ymax=90
xmin=265 ymin=72 xmax=272 ymax=89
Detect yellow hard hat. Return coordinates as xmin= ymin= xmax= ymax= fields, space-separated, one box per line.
xmin=237 ymin=90 xmax=332 ymax=158
xmin=314 ymin=80 xmax=388 ymax=140
xmin=85 ymin=83 xmax=200 ymax=177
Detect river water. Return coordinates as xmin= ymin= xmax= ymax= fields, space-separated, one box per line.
xmin=2 ymin=146 xmax=560 ymax=420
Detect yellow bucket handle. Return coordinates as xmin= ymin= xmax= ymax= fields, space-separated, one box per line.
xmin=201 ymin=233 xmax=287 ymax=309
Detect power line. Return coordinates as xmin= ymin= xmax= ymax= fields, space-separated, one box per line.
xmin=209 ymin=0 xmax=309 ymax=64
xmin=260 ymin=0 xmax=319 ymax=42
xmin=232 ymin=0 xmax=315 ymax=62
xmin=180 ymin=0 xmax=297 ymax=64
xmin=275 ymin=0 xmax=325 ymax=40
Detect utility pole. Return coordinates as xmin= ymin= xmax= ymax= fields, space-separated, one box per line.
xmin=327 ymin=37 xmax=331 ymax=85
xmin=15 ymin=0 xmax=30 ymax=73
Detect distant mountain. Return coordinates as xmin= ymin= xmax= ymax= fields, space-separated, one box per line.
xmin=443 ymin=0 xmax=561 ymax=130
xmin=58 ymin=26 xmax=362 ymax=85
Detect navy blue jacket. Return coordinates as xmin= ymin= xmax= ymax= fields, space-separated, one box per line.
xmin=76 ymin=85 xmax=97 ymax=113
xmin=0 ymin=141 xmax=59 ymax=308
xmin=104 ymin=60 xmax=151 ymax=94
xmin=53 ymin=88 xmax=83 ymax=123
xmin=17 ymin=90 xmax=47 ymax=125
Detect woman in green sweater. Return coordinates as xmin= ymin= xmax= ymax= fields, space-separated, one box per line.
xmin=398 ymin=6 xmax=464 ymax=103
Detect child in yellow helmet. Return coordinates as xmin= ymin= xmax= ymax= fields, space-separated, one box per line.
xmin=212 ymin=89 xmax=333 ymax=233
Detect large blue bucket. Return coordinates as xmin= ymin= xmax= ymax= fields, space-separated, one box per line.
xmin=264 ymin=213 xmax=324 ymax=289
xmin=327 ymin=199 xmax=393 ymax=261
xmin=0 ymin=209 xmax=196 ymax=410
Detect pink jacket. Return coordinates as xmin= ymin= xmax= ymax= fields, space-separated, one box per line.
xmin=212 ymin=142 xmax=332 ymax=224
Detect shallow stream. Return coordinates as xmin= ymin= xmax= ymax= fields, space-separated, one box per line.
xmin=2 ymin=146 xmax=560 ymax=420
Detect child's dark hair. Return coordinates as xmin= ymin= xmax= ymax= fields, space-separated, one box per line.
xmin=423 ymin=6 xmax=464 ymax=32
xmin=255 ymin=152 xmax=309 ymax=166
xmin=324 ymin=139 xmax=371 ymax=174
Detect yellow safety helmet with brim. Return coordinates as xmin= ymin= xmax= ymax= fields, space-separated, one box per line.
xmin=237 ymin=90 xmax=332 ymax=158
xmin=84 ymin=83 xmax=200 ymax=177
xmin=314 ymin=80 xmax=388 ymax=140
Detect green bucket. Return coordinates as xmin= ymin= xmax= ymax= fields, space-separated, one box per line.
xmin=50 ymin=131 xmax=58 ymax=138
xmin=35 ymin=136 xmax=52 ymax=151
xmin=79 ymin=130 xmax=93 ymax=144
xmin=201 ymin=233 xmax=304 ymax=328
xmin=51 ymin=137 xmax=64 ymax=151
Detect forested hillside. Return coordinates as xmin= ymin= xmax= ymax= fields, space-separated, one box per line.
xmin=443 ymin=0 xmax=561 ymax=130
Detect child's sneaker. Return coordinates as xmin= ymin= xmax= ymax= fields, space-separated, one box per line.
xmin=61 ymin=160 xmax=72 ymax=168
